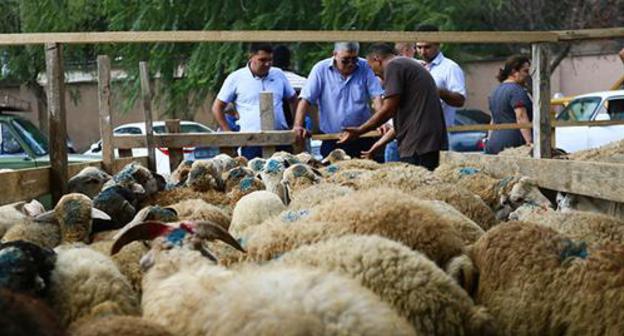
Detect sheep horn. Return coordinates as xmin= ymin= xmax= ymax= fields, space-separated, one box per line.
xmin=111 ymin=221 xmax=173 ymax=255
xmin=191 ymin=221 xmax=246 ymax=253
xmin=33 ymin=210 xmax=57 ymax=224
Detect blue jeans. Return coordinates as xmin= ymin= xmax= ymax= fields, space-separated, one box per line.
xmin=384 ymin=140 xmax=400 ymax=163
xmin=241 ymin=145 xmax=293 ymax=160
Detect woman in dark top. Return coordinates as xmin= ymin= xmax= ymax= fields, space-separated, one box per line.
xmin=485 ymin=55 xmax=533 ymax=154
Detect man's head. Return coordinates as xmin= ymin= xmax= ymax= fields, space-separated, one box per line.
xmin=333 ymin=42 xmax=360 ymax=76
xmin=395 ymin=42 xmax=416 ymax=58
xmin=415 ymin=24 xmax=440 ymax=63
xmin=248 ymin=43 xmax=273 ymax=77
xmin=366 ymin=43 xmax=397 ymax=77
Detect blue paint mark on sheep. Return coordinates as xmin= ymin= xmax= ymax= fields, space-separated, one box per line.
xmin=458 ymin=167 xmax=480 ymax=176
xmin=265 ymin=159 xmax=283 ymax=174
xmin=282 ymin=209 xmax=310 ymax=223
xmin=250 ymin=160 xmax=266 ymax=172
xmin=560 ymin=239 xmax=588 ymax=262
xmin=326 ymin=165 xmax=339 ymax=174
xmin=166 ymin=228 xmax=187 ymax=246
xmin=240 ymin=177 xmax=255 ymax=191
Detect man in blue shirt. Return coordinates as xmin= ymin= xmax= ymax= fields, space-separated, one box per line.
xmin=293 ymin=42 xmax=384 ymax=159
xmin=212 ymin=43 xmax=297 ymax=159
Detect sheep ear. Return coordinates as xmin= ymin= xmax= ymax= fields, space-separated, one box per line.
xmin=194 ymin=221 xmax=246 ymax=253
xmin=34 ymin=210 xmax=57 ymax=224
xmin=91 ymin=208 xmax=111 ymax=221
xmin=111 ymin=221 xmax=172 ymax=255
xmin=23 ymin=200 xmax=45 ymax=217
xmin=131 ymin=183 xmax=145 ymax=194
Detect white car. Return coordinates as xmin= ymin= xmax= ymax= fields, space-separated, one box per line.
xmin=84 ymin=120 xmax=219 ymax=174
xmin=556 ymin=90 xmax=624 ymax=153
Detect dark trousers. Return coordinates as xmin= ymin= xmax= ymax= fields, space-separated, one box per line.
xmin=400 ymin=151 xmax=440 ymax=171
xmin=321 ymin=138 xmax=383 ymax=163
xmin=241 ymin=145 xmax=293 ymax=160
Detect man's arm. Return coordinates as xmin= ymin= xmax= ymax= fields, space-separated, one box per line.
xmin=293 ymin=98 xmax=311 ymax=139
xmin=338 ymin=95 xmax=400 ymax=143
xmin=514 ymin=106 xmax=532 ymax=145
xmin=438 ymin=63 xmax=466 ymax=107
xmin=361 ymin=127 xmax=395 ymax=160
xmin=211 ymin=99 xmax=231 ymax=132
xmin=438 ymin=88 xmax=465 ymax=107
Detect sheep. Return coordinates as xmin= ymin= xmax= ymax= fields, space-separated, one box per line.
xmin=68 ymin=166 xmax=112 ymax=199
xmin=233 ymin=155 xmax=248 ymax=167
xmin=140 ymin=186 xmax=229 ymax=209
xmin=186 ymin=159 xmax=223 ymax=192
xmin=471 ymin=221 xmax=624 ymax=335
xmin=230 ymin=191 xmax=286 ymax=237
xmin=565 ymin=138 xmax=624 ymax=163
xmin=281 ymin=162 xmax=322 ymax=198
xmin=168 ymin=198 xmax=231 ymax=230
xmin=104 ymin=161 xmax=160 ymax=198
xmin=92 ymin=185 xmax=139 ymax=232
xmin=0 ymin=241 xmax=57 ymax=297
xmin=353 ymin=164 xmax=442 ymax=191
xmin=557 ymin=192 xmax=624 ymax=220
xmin=510 ymin=203 xmax=624 ymax=245
xmin=222 ymin=166 xmax=256 ymax=193
xmin=321 ymin=148 xmax=351 ymax=165
xmin=70 ymin=315 xmax=173 ymax=336
xmin=88 ymin=239 xmax=149 ymax=296
xmin=247 ymin=157 xmax=266 ymax=174
xmin=0 ymin=199 xmax=45 ymax=238
xmin=210 ymin=153 xmax=240 ymax=174
xmin=275 ymin=234 xmax=496 ymax=336
xmin=295 ymin=151 xmax=322 ymax=168
xmin=4 ymin=194 xmax=110 ymax=247
xmin=225 ymin=176 xmax=265 ymax=206
xmin=323 ymin=167 xmax=372 ymax=187
xmin=270 ymin=150 xmax=301 ymax=166
xmin=434 ymin=164 xmax=552 ymax=218
xmin=288 ymin=183 xmax=354 ymax=211
xmin=48 ymin=244 xmax=140 ymax=328
xmin=408 ymin=183 xmax=498 ymax=231
xmin=258 ymin=158 xmax=288 ymax=203
xmin=170 ymin=160 xmax=193 ymax=186
xmin=0 ymin=288 xmax=66 ymax=336
xmin=112 ymin=223 xmax=415 ymax=336
xmin=239 ymin=188 xmax=470 ymax=268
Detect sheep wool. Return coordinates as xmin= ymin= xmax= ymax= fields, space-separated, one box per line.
xmin=288 ymin=183 xmax=353 ymax=211
xmin=354 ymin=164 xmax=442 ymax=192
xmin=230 ymin=191 xmax=286 ymax=237
xmin=70 ymin=315 xmax=173 ymax=336
xmin=169 ymin=198 xmax=231 ymax=230
xmin=276 ymin=235 xmax=496 ymax=336
xmin=48 ymin=244 xmax=140 ymax=328
xmin=186 ymin=160 xmax=222 ymax=192
xmin=472 ymin=221 xmax=624 ymax=335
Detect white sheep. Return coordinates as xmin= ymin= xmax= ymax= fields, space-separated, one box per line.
xmin=275 ymin=234 xmax=496 ymax=336
xmin=68 ymin=166 xmax=112 ymax=199
xmin=288 ymin=183 xmax=354 ymax=211
xmin=0 ymin=199 xmax=45 ymax=238
xmin=230 ymin=191 xmax=286 ymax=237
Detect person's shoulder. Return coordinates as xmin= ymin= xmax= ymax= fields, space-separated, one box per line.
xmin=312 ymin=58 xmax=332 ymax=69
xmin=225 ymin=66 xmax=250 ymax=80
xmin=440 ymin=54 xmax=463 ymax=69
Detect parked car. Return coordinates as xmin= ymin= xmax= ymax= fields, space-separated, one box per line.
xmin=84 ymin=120 xmax=219 ymax=174
xmin=555 ymin=90 xmax=624 ymax=153
xmin=449 ymin=109 xmax=490 ymax=152
xmin=0 ymin=112 xmax=99 ymax=170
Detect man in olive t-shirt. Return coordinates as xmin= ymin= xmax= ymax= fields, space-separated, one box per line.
xmin=339 ymin=43 xmax=448 ymax=171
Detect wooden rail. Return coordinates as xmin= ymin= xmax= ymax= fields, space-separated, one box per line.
xmin=441 ymin=151 xmax=624 ymax=204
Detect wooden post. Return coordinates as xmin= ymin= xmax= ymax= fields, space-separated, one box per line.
xmin=139 ymin=61 xmax=156 ymax=172
xmin=97 ymin=55 xmax=114 ymax=174
xmin=259 ymin=91 xmax=275 ymax=158
xmin=45 ymin=43 xmax=68 ymax=203
xmin=532 ymin=43 xmax=552 ymax=159
xmin=165 ymin=119 xmax=183 ymax=172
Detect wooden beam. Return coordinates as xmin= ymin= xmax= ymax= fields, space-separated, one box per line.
xmin=532 ymin=43 xmax=552 ymax=159
xmin=312 ymin=131 xmax=381 ymax=141
xmin=113 ymin=131 xmax=296 ymax=149
xmin=441 ymin=151 xmax=624 ymax=204
xmin=556 ymin=27 xmax=624 ymax=41
xmin=260 ymin=92 xmax=276 ymax=158
xmin=0 ymin=30 xmax=559 ymax=46
xmin=165 ymin=119 xmax=183 ymax=172
xmin=97 ymin=55 xmax=114 ymax=174
xmin=45 ymin=43 xmax=68 ymax=204
xmin=139 ymin=61 xmax=156 ymax=172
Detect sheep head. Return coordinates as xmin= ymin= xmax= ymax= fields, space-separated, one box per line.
xmin=0 ymin=241 xmax=56 ymax=297
xmin=35 ymin=193 xmax=111 ymax=243
xmin=187 ymin=160 xmax=223 ymax=192
xmin=68 ymin=166 xmax=112 ymax=199
xmin=321 ymin=148 xmax=351 ymax=165
xmin=248 ymin=158 xmax=267 ymax=174
xmin=222 ymin=166 xmax=255 ymax=193
xmin=498 ymin=176 xmax=552 ymax=218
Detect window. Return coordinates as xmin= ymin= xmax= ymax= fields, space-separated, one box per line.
xmin=607 ymin=98 xmax=624 ymax=121
xmin=153 ymin=124 xmax=212 ymax=134
xmin=114 ymin=127 xmax=142 ymax=135
xmin=12 ymin=118 xmax=48 ymax=156
xmin=0 ymin=122 xmax=25 ymax=155
xmin=557 ymin=97 xmax=601 ymax=122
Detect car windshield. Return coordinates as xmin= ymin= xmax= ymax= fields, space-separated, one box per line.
xmin=557 ymin=97 xmax=602 ymax=121
xmin=153 ymin=124 xmax=212 ymax=133
xmin=12 ymin=118 xmax=48 ymax=156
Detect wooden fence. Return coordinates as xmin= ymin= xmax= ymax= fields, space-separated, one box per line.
xmin=1 ymin=28 xmax=624 ymax=206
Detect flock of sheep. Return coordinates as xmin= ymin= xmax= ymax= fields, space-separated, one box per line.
xmin=1 ymin=140 xmax=623 ymax=336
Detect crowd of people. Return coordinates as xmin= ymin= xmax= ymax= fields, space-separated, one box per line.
xmin=211 ymin=25 xmax=537 ymax=170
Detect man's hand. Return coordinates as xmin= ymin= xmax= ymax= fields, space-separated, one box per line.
xmin=293 ymin=126 xmax=309 ymax=141
xmin=377 ymin=123 xmax=393 ymax=136
xmin=338 ymin=127 xmax=363 ymax=144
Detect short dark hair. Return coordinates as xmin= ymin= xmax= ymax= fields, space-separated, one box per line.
xmin=272 ymin=45 xmax=291 ymax=70
xmin=497 ymin=54 xmax=531 ymax=82
xmin=249 ymin=43 xmax=273 ymax=55
xmin=415 ymin=24 xmax=439 ymax=32
xmin=367 ymin=43 xmax=396 ymax=58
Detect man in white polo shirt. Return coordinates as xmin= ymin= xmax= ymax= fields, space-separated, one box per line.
xmin=212 ymin=43 xmax=297 ymax=159
xmin=415 ymin=24 xmax=466 ymax=129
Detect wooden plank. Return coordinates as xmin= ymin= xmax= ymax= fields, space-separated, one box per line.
xmin=0 ymin=30 xmax=559 ymax=46
xmin=312 ymin=131 xmax=381 ymax=141
xmin=165 ymin=119 xmax=183 ymax=172
xmin=532 ymin=43 xmax=552 ymax=158
xmin=139 ymin=61 xmax=156 ymax=172
xmin=45 ymin=43 xmax=68 ymax=204
xmin=556 ymin=27 xmax=624 ymax=41
xmin=441 ymin=151 xmax=624 ymax=204
xmin=260 ymin=92 xmax=276 ymax=158
xmin=0 ymin=167 xmax=50 ymax=205
xmin=114 ymin=131 xmax=297 ymax=149
xmin=97 ymin=55 xmax=114 ymax=174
